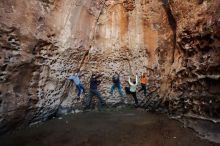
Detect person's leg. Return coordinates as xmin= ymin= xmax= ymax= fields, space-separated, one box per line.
xmin=76 ymin=85 xmax=81 ymax=97
xmin=117 ymin=84 xmax=124 ymax=96
xmin=131 ymin=92 xmax=138 ymax=105
xmin=125 ymin=87 xmax=130 ymax=94
xmin=79 ymin=84 xmax=85 ymax=93
xmin=85 ymin=90 xmax=94 ymax=109
xmin=143 ymin=84 xmax=146 ymax=96
xmin=138 ymin=84 xmax=144 ymax=92
xmin=110 ymin=84 xmax=115 ymax=95
xmin=94 ymin=90 xmax=105 ymax=110
xmin=138 ymin=86 xmax=143 ymax=92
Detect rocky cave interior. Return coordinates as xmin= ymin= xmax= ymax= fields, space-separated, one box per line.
xmin=0 ymin=0 xmax=220 ymax=143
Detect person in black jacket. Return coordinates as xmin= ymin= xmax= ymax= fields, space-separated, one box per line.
xmin=110 ymin=72 xmax=124 ymax=96
xmin=84 ymin=72 xmax=105 ymax=110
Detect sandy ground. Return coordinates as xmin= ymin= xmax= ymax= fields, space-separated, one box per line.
xmin=0 ymin=109 xmax=219 ymax=146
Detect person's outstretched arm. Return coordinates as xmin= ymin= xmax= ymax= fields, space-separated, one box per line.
xmin=128 ymin=76 xmax=133 ymax=86
xmin=68 ymin=75 xmax=74 ymax=80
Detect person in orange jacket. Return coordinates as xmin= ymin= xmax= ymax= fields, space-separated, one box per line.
xmin=138 ymin=73 xmax=147 ymax=96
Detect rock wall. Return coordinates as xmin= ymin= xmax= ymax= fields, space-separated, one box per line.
xmin=0 ymin=0 xmax=220 ymax=133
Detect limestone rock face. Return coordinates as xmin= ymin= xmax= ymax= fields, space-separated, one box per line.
xmin=0 ymin=0 xmax=220 ymax=133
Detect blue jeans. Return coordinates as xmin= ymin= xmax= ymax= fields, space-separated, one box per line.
xmin=76 ymin=84 xmax=85 ymax=97
xmin=85 ymin=89 xmax=105 ymax=110
xmin=110 ymin=83 xmax=124 ymax=96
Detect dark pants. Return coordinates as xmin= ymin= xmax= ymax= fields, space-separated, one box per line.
xmin=76 ymin=84 xmax=85 ymax=97
xmin=131 ymin=92 xmax=138 ymax=105
xmin=85 ymin=89 xmax=105 ymax=110
xmin=138 ymin=83 xmax=146 ymax=95
xmin=124 ymin=87 xmax=138 ymax=105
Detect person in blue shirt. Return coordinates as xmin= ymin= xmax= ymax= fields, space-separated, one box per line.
xmin=68 ymin=72 xmax=85 ymax=100
xmin=84 ymin=72 xmax=105 ymax=110
xmin=110 ymin=72 xmax=124 ymax=96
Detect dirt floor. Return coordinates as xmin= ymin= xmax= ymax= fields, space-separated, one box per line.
xmin=0 ymin=109 xmax=219 ymax=146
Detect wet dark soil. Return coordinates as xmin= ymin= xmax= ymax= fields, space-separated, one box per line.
xmin=0 ymin=109 xmax=219 ymax=146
